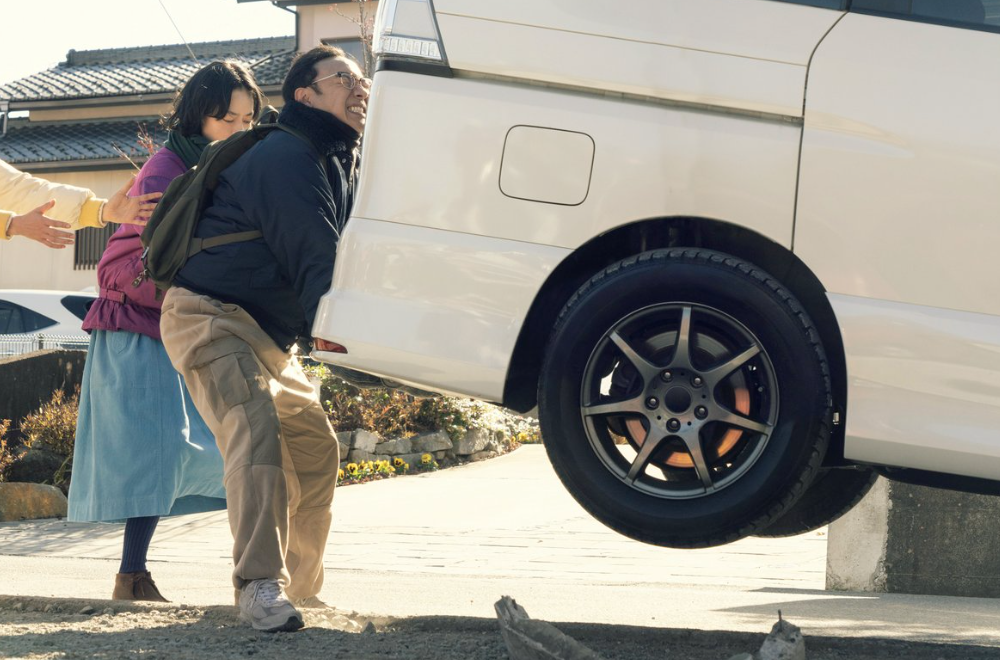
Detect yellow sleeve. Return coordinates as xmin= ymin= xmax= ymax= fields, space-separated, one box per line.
xmin=78 ymin=198 xmax=108 ymax=229
xmin=0 ymin=210 xmax=12 ymax=241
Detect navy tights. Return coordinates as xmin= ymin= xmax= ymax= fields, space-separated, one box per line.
xmin=119 ymin=516 xmax=159 ymax=574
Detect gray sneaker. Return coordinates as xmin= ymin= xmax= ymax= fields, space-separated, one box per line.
xmin=238 ymin=579 xmax=304 ymax=633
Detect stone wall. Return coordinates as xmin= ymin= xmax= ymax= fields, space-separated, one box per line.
xmin=827 ymin=478 xmax=1000 ymax=597
xmin=0 ymin=350 xmax=86 ymax=441
xmin=336 ymin=427 xmax=505 ymax=468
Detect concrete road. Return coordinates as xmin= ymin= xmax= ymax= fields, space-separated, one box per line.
xmin=1 ymin=446 xmax=998 ymax=646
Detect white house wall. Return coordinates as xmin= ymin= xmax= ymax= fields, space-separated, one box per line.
xmin=297 ymin=2 xmax=378 ymax=52
xmin=0 ymin=168 xmax=135 ymax=292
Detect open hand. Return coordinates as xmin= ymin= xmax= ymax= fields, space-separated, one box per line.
xmin=103 ymin=175 xmax=162 ymax=226
xmin=8 ymin=200 xmax=74 ymax=248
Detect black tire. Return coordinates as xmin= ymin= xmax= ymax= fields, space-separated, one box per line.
xmin=755 ymin=467 xmax=878 ymax=537
xmin=538 ymin=249 xmax=832 ymax=548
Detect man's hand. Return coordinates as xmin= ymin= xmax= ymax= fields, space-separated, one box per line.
xmin=8 ymin=200 xmax=74 ymax=248
xmin=102 ymin=175 xmax=162 ymax=226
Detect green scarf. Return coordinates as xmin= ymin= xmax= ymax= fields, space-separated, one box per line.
xmin=164 ymin=131 xmax=211 ymax=169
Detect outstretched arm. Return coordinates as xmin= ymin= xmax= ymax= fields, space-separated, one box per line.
xmin=4 ymin=201 xmax=75 ymax=249
xmin=101 ymin=175 xmax=161 ymax=226
xmin=0 ymin=160 xmax=159 ymax=245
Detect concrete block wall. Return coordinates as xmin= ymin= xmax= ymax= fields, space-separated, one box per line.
xmin=0 ymin=350 xmax=86 ymax=441
xmin=827 ymin=477 xmax=1000 ymax=597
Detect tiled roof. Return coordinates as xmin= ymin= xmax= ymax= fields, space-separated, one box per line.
xmin=0 ymin=119 xmax=163 ymax=166
xmin=0 ymin=36 xmax=295 ymax=104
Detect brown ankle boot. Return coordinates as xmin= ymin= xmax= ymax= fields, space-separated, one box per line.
xmin=112 ymin=571 xmax=169 ymax=602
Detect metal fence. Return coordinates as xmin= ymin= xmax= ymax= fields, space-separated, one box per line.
xmin=0 ymin=334 xmax=90 ymax=358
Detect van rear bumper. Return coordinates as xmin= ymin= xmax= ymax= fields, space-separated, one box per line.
xmin=312 ymin=217 xmax=570 ymax=401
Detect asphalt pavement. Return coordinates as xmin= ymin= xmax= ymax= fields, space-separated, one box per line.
xmin=1 ymin=445 xmax=998 ymax=646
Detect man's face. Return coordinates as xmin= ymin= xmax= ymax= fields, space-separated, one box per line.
xmin=296 ymin=57 xmax=369 ymax=134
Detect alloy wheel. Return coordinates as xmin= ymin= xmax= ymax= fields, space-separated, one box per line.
xmin=580 ymin=303 xmax=779 ymax=499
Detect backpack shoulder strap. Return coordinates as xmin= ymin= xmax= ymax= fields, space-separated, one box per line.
xmin=183 ymin=123 xmax=326 ymax=259
xmin=187 ymin=230 xmax=264 ymax=257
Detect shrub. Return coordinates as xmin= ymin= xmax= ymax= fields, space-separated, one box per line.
xmin=434 ymin=398 xmax=541 ymax=450
xmin=0 ymin=420 xmax=14 ymax=482
xmin=19 ymin=387 xmax=80 ymax=492
xmin=21 ymin=387 xmax=79 ymax=457
xmin=303 ymin=363 xmax=541 ymax=448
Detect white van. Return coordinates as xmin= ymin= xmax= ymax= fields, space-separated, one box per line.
xmin=313 ymin=0 xmax=1000 ymax=548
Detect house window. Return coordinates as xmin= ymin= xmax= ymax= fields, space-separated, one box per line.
xmin=73 ymin=224 xmax=115 ymax=270
xmin=323 ymin=37 xmax=371 ymax=74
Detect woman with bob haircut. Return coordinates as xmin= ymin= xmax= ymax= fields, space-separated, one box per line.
xmin=68 ymin=60 xmax=265 ymax=602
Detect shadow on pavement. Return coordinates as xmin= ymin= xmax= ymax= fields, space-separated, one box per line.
xmin=2 ymin=596 xmax=999 ymax=660
xmin=719 ymin=587 xmax=1000 ymax=646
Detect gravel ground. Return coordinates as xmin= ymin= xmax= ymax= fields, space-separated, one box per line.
xmin=1 ymin=596 xmax=997 ymax=660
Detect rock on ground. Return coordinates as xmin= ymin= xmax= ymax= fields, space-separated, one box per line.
xmin=759 ymin=616 xmax=805 ymax=660
xmin=495 ymin=596 xmax=604 ymax=660
xmin=0 ymin=482 xmax=67 ymax=522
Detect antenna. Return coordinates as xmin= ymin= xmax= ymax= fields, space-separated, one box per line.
xmin=157 ymin=0 xmax=200 ymax=64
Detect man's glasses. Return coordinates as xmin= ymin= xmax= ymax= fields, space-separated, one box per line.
xmin=309 ymin=71 xmax=372 ymax=92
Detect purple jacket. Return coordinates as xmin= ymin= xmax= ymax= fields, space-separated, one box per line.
xmin=82 ymin=147 xmax=187 ymax=340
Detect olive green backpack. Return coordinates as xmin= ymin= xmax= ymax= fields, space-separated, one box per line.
xmin=138 ymin=120 xmax=317 ymax=294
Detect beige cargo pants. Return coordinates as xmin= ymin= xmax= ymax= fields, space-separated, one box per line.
xmin=160 ymin=287 xmax=339 ymax=600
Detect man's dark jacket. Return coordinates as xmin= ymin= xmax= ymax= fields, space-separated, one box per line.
xmin=174 ymin=101 xmax=360 ymax=351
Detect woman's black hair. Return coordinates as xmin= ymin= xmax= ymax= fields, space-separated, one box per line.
xmin=281 ymin=45 xmax=349 ymax=103
xmin=163 ymin=60 xmax=265 ymax=137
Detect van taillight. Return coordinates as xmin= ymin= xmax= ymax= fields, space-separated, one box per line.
xmin=373 ymin=0 xmax=447 ymax=65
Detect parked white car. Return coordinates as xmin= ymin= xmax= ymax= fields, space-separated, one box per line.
xmin=313 ymin=0 xmax=1000 ymax=547
xmin=0 ymin=289 xmax=94 ymax=356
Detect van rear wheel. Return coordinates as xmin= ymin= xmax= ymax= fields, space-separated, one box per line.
xmin=755 ymin=467 xmax=878 ymax=537
xmin=538 ymin=249 xmax=832 ymax=548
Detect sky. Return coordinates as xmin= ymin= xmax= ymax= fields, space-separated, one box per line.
xmin=0 ymin=0 xmax=296 ymax=87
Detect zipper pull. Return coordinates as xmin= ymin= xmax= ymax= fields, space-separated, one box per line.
xmin=134 ymin=247 xmax=150 ymax=287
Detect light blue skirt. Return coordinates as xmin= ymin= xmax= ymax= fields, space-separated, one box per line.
xmin=68 ymin=330 xmax=226 ymax=521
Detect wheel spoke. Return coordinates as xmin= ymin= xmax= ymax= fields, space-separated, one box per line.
xmin=625 ymin=432 xmax=662 ymax=482
xmin=704 ymin=345 xmax=761 ymax=384
xmin=609 ymin=331 xmax=660 ymax=381
xmin=678 ymin=432 xmax=716 ymax=492
xmin=578 ymin=299 xmax=780 ymax=503
xmin=582 ymin=396 xmax=646 ymax=418
xmin=716 ymin=410 xmax=771 ymax=435
xmin=672 ymin=305 xmax=693 ymax=368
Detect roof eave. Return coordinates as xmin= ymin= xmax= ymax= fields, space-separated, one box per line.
xmin=6 ymin=84 xmax=283 ymax=112
xmin=12 ymin=158 xmax=148 ymax=174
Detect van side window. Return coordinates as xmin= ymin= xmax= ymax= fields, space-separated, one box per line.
xmin=0 ymin=305 xmax=20 ymax=334
xmin=0 ymin=301 xmax=56 ymax=334
xmin=852 ymin=0 xmax=1000 ymax=30
xmin=770 ymin=0 xmax=846 ymax=8
xmin=60 ymin=295 xmax=94 ymax=322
